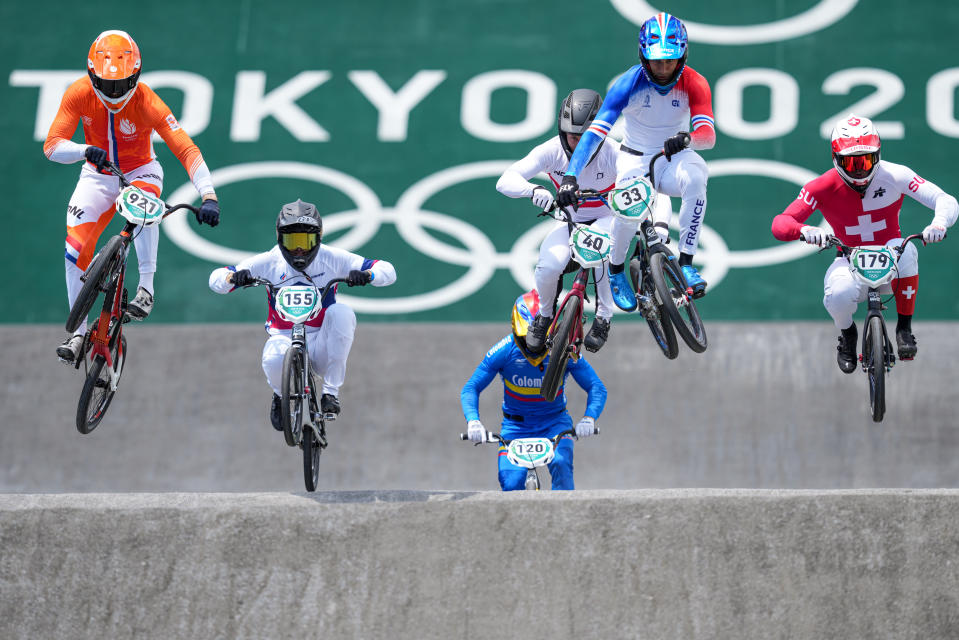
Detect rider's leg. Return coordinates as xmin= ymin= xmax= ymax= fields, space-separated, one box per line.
xmin=126 ymin=165 xmax=164 ymax=317
xmin=888 ymin=239 xmax=919 ymax=358
xmin=655 ymin=152 xmax=709 ymax=294
xmin=824 ymin=258 xmax=865 ymax=373
xmin=534 ymin=222 xmax=572 ymax=318
xmin=498 ymin=421 xmax=530 ymax=490
xmin=308 ymin=303 xmax=357 ymax=398
xmin=261 ymin=333 xmax=293 ymax=395
xmin=547 ymin=432 xmax=575 ymax=490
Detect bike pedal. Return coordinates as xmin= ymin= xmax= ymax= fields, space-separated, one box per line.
xmin=322 ymin=412 xmax=338 ymax=422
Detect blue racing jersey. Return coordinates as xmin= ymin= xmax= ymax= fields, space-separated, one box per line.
xmin=460 ymin=334 xmax=606 ymax=425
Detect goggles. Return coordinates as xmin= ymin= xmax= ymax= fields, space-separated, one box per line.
xmin=837 ymin=152 xmax=878 ymax=178
xmin=90 ymin=72 xmax=138 ymax=99
xmin=280 ymin=231 xmax=319 ymax=252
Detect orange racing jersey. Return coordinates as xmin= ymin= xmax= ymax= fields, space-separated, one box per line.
xmin=44 ymin=77 xmax=215 ymax=197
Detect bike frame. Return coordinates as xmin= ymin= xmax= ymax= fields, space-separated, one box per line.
xmin=548 ymin=267 xmax=589 ymax=357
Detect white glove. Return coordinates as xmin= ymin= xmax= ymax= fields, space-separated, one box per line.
xmin=467 ymin=419 xmax=487 ymax=443
xmin=923 ymin=223 xmax=947 ymax=244
xmin=575 ymin=416 xmax=595 ymax=439
xmin=531 ymin=187 xmax=555 ymax=211
xmin=800 ymin=225 xmax=828 ymax=247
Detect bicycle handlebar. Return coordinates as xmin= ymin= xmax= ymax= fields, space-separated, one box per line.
xmin=803 ymin=232 xmax=934 ymax=257
xmin=101 ymin=160 xmax=201 ymax=218
xmin=240 ymin=275 xmax=351 ymax=300
xmin=459 ymin=426 xmax=600 ymax=444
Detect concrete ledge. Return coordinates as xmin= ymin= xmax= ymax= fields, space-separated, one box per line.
xmin=3 ymin=490 xmax=958 ymax=638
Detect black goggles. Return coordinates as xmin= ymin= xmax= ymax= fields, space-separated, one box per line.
xmin=89 ymin=70 xmax=139 ymax=99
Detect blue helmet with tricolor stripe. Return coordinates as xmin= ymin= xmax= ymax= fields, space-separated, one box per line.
xmin=638 ymin=13 xmax=688 ymax=94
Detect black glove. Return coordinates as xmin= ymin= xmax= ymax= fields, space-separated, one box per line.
xmin=232 ymin=269 xmax=254 ymax=287
xmin=84 ymin=145 xmax=108 ymax=170
xmin=197 ymin=199 xmax=220 ymax=227
xmin=663 ymin=132 xmax=691 ymax=161
xmin=556 ymin=174 xmax=579 ymax=210
xmin=347 ymin=269 xmax=373 ymax=287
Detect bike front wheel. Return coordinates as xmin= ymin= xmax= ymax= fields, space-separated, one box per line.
xmin=864 ymin=315 xmax=886 ymax=422
xmin=66 ymin=235 xmax=124 ymax=334
xmin=650 ymin=252 xmax=707 ymax=353
xmin=540 ymin=296 xmax=581 ymax=402
xmin=76 ymin=333 xmax=126 ymax=434
xmin=281 ymin=346 xmax=306 ymax=447
xmin=302 ymin=422 xmax=323 ymax=492
xmin=630 ymin=258 xmax=678 ymax=359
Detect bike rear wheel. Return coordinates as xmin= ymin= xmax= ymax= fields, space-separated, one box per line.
xmin=66 ymin=235 xmax=124 ymax=334
xmin=302 ymin=422 xmax=323 ymax=492
xmin=864 ymin=315 xmax=886 ymax=422
xmin=541 ymin=296 xmax=581 ymax=402
xmin=76 ymin=332 xmax=126 ymax=434
xmin=281 ymin=346 xmax=306 ymax=447
xmin=630 ymin=258 xmax=678 ymax=359
xmin=650 ymin=252 xmax=707 ymax=353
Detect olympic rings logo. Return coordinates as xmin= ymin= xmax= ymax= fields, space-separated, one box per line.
xmin=163 ymin=160 xmax=827 ymax=315
xmin=609 ymin=0 xmax=859 ymax=45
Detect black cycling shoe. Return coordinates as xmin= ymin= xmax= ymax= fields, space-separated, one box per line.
xmin=321 ymin=393 xmax=340 ymax=418
xmin=896 ymin=329 xmax=917 ymax=360
xmin=525 ymin=313 xmax=551 ymax=353
xmin=583 ymin=317 xmax=611 ymax=353
xmin=270 ymin=393 xmax=283 ymax=431
xmin=836 ymin=325 xmax=858 ymax=374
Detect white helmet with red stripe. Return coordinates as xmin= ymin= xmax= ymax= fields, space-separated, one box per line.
xmin=831 ymin=114 xmax=881 ymax=193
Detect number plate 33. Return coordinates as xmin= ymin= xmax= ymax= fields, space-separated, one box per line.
xmin=116 ymin=186 xmax=166 ymax=226
xmin=849 ymin=246 xmax=897 ymax=286
xmin=506 ymin=437 xmax=555 ymax=469
xmin=611 ymin=177 xmax=655 ymax=221
xmin=275 ymin=285 xmax=320 ymax=323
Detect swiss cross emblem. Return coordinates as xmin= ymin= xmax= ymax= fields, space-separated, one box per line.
xmin=848 ymin=116 xmax=860 ymax=125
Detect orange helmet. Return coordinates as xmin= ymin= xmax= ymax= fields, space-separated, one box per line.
xmin=87 ymin=30 xmax=141 ymax=113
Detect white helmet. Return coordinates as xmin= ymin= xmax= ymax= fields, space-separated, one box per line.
xmin=830 ymin=114 xmax=880 ymax=193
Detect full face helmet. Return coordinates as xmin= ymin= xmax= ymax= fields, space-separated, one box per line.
xmin=638 ymin=13 xmax=688 ymax=95
xmin=87 ymin=30 xmax=141 ymax=113
xmin=511 ymin=289 xmax=547 ymax=365
xmin=276 ymin=200 xmax=323 ymax=270
xmin=558 ymin=88 xmax=602 ymax=158
xmin=831 ymin=114 xmax=881 ymax=194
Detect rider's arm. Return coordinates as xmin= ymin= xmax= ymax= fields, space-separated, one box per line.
xmin=884 ymin=161 xmax=959 ymax=229
xmin=685 ymin=68 xmax=716 ymax=151
xmin=43 ymin=80 xmax=87 ymax=164
xmin=496 ymin=140 xmax=554 ymax=198
xmin=567 ymin=357 xmax=607 ymax=420
xmin=209 ymin=252 xmax=271 ymax=293
xmin=341 ymin=250 xmax=397 ymax=287
xmin=772 ymin=179 xmax=824 ymax=241
xmin=460 ymin=337 xmax=510 ymax=422
xmin=142 ymin=84 xmax=217 ymax=201
xmin=565 ymin=66 xmax=640 ymax=178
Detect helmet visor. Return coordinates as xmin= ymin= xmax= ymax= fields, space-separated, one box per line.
xmin=837 ymin=152 xmax=878 ymax=179
xmin=280 ymin=231 xmax=319 ymax=253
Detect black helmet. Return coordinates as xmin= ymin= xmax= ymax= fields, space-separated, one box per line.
xmin=276 ymin=199 xmax=322 ymax=270
xmin=558 ymin=89 xmax=602 ymax=158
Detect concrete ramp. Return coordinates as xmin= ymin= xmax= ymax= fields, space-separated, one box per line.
xmin=2 ymin=490 xmax=958 ymax=639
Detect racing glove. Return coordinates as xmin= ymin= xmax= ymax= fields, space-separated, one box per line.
xmin=663 ymin=132 xmax=691 ymax=161
xmin=197 ymin=199 xmax=220 ymax=227
xmin=923 ymin=223 xmax=947 ymax=244
xmin=231 ymin=269 xmax=254 ymax=287
xmin=800 ymin=225 xmax=829 ymax=247
xmin=467 ymin=419 xmax=487 ymax=443
xmin=84 ymin=145 xmax=108 ymax=170
xmin=348 ymin=269 xmax=373 ymax=287
xmin=531 ymin=186 xmax=555 ymax=211
xmin=556 ymin=175 xmax=579 ymax=210
xmin=575 ymin=416 xmax=595 ymax=439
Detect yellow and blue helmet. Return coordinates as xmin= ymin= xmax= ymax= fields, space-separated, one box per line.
xmin=638 ymin=13 xmax=688 ymax=94
xmin=511 ymin=290 xmax=548 ymax=365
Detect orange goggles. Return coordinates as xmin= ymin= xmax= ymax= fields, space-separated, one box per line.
xmin=280 ymin=232 xmax=319 ymax=252
xmin=838 ymin=152 xmax=878 ymax=176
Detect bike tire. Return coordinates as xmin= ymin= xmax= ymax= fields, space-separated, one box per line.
xmin=66 ymin=235 xmax=124 ymax=334
xmin=540 ymin=296 xmax=581 ymax=402
xmin=650 ymin=252 xmax=707 ymax=353
xmin=865 ymin=316 xmax=886 ymax=423
xmin=302 ymin=423 xmax=322 ymax=492
xmin=75 ymin=333 xmax=126 ymax=435
xmin=630 ymin=258 xmax=678 ymax=359
xmin=281 ymin=346 xmax=305 ymax=447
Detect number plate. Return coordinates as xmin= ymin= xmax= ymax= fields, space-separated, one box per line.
xmin=570 ymin=224 xmax=611 ymax=267
xmin=849 ymin=246 xmax=896 ymax=286
xmin=506 ymin=437 xmax=555 ymax=469
xmin=116 ymin=186 xmax=166 ymax=226
xmin=610 ymin=177 xmax=655 ymax=221
xmin=274 ymin=285 xmax=320 ymax=324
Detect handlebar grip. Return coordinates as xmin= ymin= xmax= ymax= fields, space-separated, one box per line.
xmin=594 ymin=427 xmax=600 ymax=435
xmin=460 ymin=433 xmax=468 ymax=440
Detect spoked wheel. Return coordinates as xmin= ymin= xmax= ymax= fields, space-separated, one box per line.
xmin=630 ymin=259 xmax=678 ymax=359
xmin=540 ymin=296 xmax=581 ymax=402
xmin=281 ymin=346 xmax=306 ymax=447
xmin=66 ymin=235 xmax=124 ymax=334
xmin=76 ymin=328 xmax=126 ymax=435
xmin=864 ymin=316 xmax=886 ymax=423
xmin=302 ymin=421 xmax=324 ymax=492
xmin=524 ymin=469 xmax=541 ymax=491
xmin=650 ymin=252 xmax=707 ymax=353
